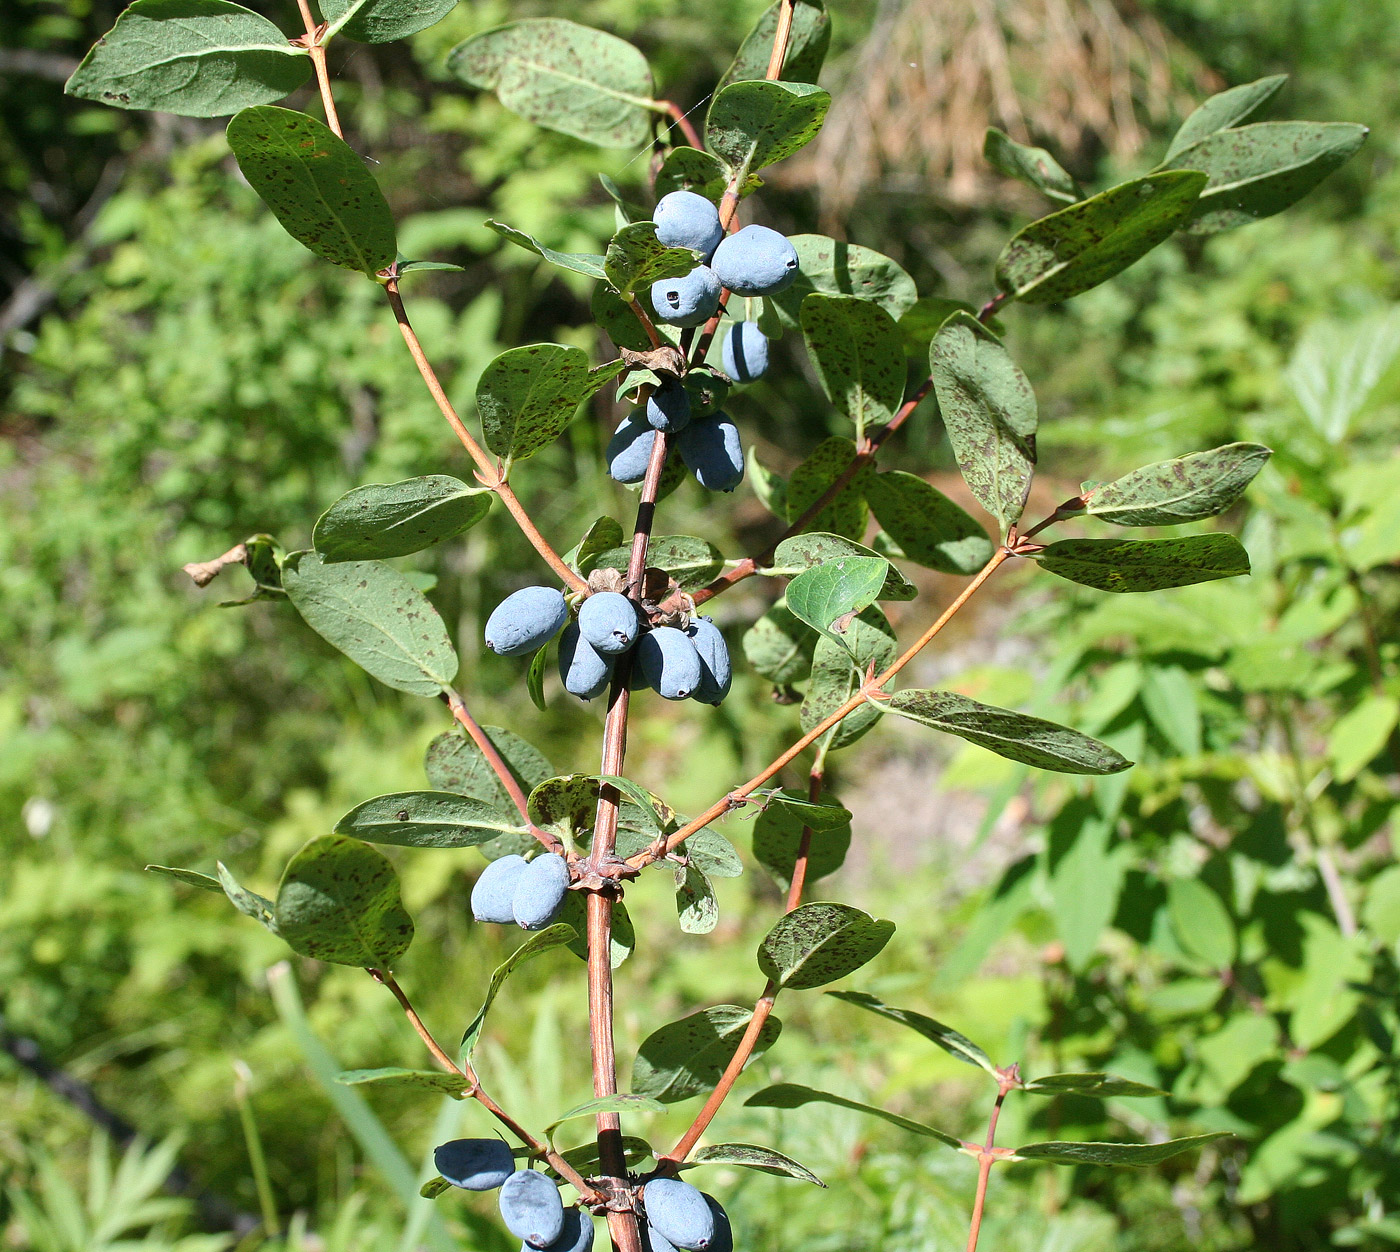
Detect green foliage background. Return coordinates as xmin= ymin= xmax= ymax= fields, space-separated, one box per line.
xmin=3 ymin=0 xmax=1400 ymax=1249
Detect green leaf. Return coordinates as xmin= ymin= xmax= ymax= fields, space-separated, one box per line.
xmin=319 ymin=0 xmax=455 ymax=42
xmin=274 ymin=834 xmax=414 ymax=968
xmin=743 ymin=601 xmax=816 ymax=687
xmin=334 ymin=1069 xmax=472 ymax=1097
xmin=477 ymin=343 xmax=605 ymax=464
xmin=752 ymin=791 xmax=851 ymax=890
xmin=771 ymin=533 xmax=915 ymax=601
xmin=597 ymin=775 xmax=678 ymax=840
xmin=447 ymin=19 xmax=655 ymax=148
xmin=655 ymin=148 xmax=730 ymax=202
xmin=995 ymin=171 xmax=1207 ymax=304
xmin=420 ymin=1176 xmax=453 ymax=1200
xmin=1022 ymin=1072 xmax=1167 ymax=1098
xmin=632 ymin=1006 xmax=783 ymax=1103
xmin=146 ymin=864 xmax=222 ymax=893
xmin=825 ymin=991 xmax=998 ymax=1076
xmin=745 ymin=1084 xmax=962 ymax=1149
xmin=864 ymin=470 xmax=994 ymax=574
xmin=565 ymin=516 xmax=626 ymax=575
xmin=1164 ymin=74 xmax=1288 ymax=163
xmin=333 ymin=791 xmax=524 ymax=849
xmin=757 ymin=901 xmax=894 ymax=990
xmin=226 ymin=106 xmax=396 ymax=276
xmin=487 ymin=221 xmax=607 ymax=280
xmin=1328 ymin=694 xmax=1400 ymax=784
xmin=396 ymin=259 xmax=466 ymax=274
xmin=216 ymin=862 xmax=278 ymax=929
xmin=593 ymin=536 xmax=724 ymax=590
xmin=313 ymin=476 xmax=491 ymax=562
xmin=881 ymin=690 xmax=1132 ymax=775
xmin=983 ymin=128 xmax=1078 ymax=204
xmin=527 ymin=774 xmax=601 ymax=839
xmin=552 ymin=1138 xmax=653 ymax=1179
xmin=685 ymin=1143 xmax=824 ymax=1187
xmin=929 ymin=313 xmax=1036 ymax=530
xmin=771 ymin=235 xmax=918 ymax=326
xmin=786 ymin=557 xmax=890 ymax=648
xmin=675 ymin=863 xmax=719 ymax=935
xmin=1013 ymin=1133 xmax=1231 ymax=1167
xmin=706 ymin=80 xmax=830 ymax=179
xmin=1035 ymin=535 xmax=1251 ymax=593
xmin=65 ymin=0 xmax=310 ymax=117
xmin=717 ymin=0 xmax=830 ymax=90
xmin=1167 ymin=121 xmax=1369 ymax=235
xmin=800 ymin=295 xmax=905 ymax=436
xmin=785 ymin=437 xmax=872 ymax=540
xmin=1167 ymin=878 xmax=1237 ymax=969
xmin=282 ymin=551 xmax=458 ymax=696
xmin=897 ymin=297 xmax=982 ymax=358
xmin=559 ymin=893 xmax=634 ymax=968
xmin=604 ymin=223 xmax=697 ymax=299
xmin=460 ymin=924 xmax=576 ymax=1059
xmin=800 ymin=606 xmax=896 ymax=750
xmin=545 ymin=1094 xmax=666 ymax=1139
xmin=686 ymin=831 xmax=744 ymax=879
xmin=1082 ymin=443 xmax=1272 ymax=526
xmin=748 ymin=450 xmax=789 ymax=520
xmin=1047 ymin=806 xmax=1123 ymax=969
xmin=424 ymin=726 xmax=554 ymax=858
xmin=525 ymin=642 xmax=550 ymax=712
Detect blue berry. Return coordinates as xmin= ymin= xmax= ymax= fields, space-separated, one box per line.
xmin=710 ymin=225 xmax=798 ymax=296
xmin=578 ymin=592 xmax=640 ymax=656
xmin=531 ymin=1208 xmax=595 ymax=1252
xmin=721 ymin=321 xmax=769 ymax=382
xmin=606 ymin=412 xmax=659 ymax=484
xmin=498 ymin=1170 xmax=565 ymax=1250
xmin=472 ymin=854 xmax=529 ymax=925
xmin=434 ymin=1138 xmax=515 ymax=1191
xmin=650 ymin=266 xmax=721 ymax=327
xmin=677 ymin=413 xmax=744 ymax=492
xmin=653 ymin=190 xmax=723 ymax=258
xmin=558 ymin=624 xmax=613 ymax=701
xmin=701 ymin=1196 xmax=731 ymax=1252
xmin=645 ymin=379 xmax=692 ymax=433
xmin=644 ymin=1179 xmax=714 ymax=1252
xmin=686 ymin=617 xmax=732 ymax=706
xmin=485 ymin=586 xmax=567 ymax=658
xmin=637 ymin=627 xmax=703 ymax=701
xmin=512 ymin=853 xmax=570 ymax=930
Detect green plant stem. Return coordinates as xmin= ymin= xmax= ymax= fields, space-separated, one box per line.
xmin=632 ymin=546 xmax=1012 ymax=868
xmin=233 ymin=1061 xmax=280 ymax=1236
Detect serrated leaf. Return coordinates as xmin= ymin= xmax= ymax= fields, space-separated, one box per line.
xmin=593 ymin=536 xmax=724 ymax=590
xmin=1012 ymin=1133 xmax=1231 ymax=1167
xmin=706 ymin=80 xmax=830 ymax=178
xmin=882 ymin=690 xmax=1133 ymax=775
xmin=1035 ymin=535 xmax=1251 ymax=593
xmin=800 ymin=606 xmax=895 ymax=750
xmin=786 ymin=557 xmax=889 ymax=647
xmin=929 ymin=313 xmax=1036 ymax=531
xmin=745 ymin=1084 xmax=962 ymax=1148
xmin=545 ymin=1094 xmax=666 ymax=1139
xmin=826 ymin=991 xmax=998 ymax=1076
xmin=477 ymin=343 xmax=607 ymax=464
xmin=675 ymin=863 xmax=719 ymax=935
xmin=752 ymin=792 xmax=850 ymax=890
xmin=604 ymin=222 xmax=697 ymax=299
xmin=758 ymin=901 xmax=894 ymax=990
xmin=334 ymin=1068 xmax=472 ymax=1097
xmin=1167 ymin=121 xmax=1369 ymax=235
xmin=743 ymin=600 xmax=817 ymax=686
xmin=333 ymin=792 xmax=524 ymax=848
xmin=281 ymin=551 xmax=457 ymax=696
xmin=448 ymin=19 xmax=655 ymax=148
xmin=1022 ymin=1072 xmax=1168 ymax=1098
xmin=1164 ymin=74 xmax=1288 ymax=163
xmin=146 ymin=865 xmax=222 ymax=893
xmin=800 ymin=294 xmax=905 ymax=436
xmin=274 ymin=834 xmax=414 ymax=968
xmin=717 ymin=0 xmax=830 ymax=90
xmin=863 ymin=470 xmax=994 ymax=574
xmin=320 ymin=0 xmax=455 ymax=42
xmin=487 ymin=220 xmax=607 ymax=280
xmin=460 ymin=924 xmax=576 ymax=1059
xmin=314 ymin=476 xmax=491 ymax=562
xmin=785 ymin=437 xmax=871 ymax=540
xmin=227 ymin=107 xmax=396 ymax=276
xmin=983 ymin=128 xmax=1078 ymax=203
xmin=771 ymin=235 xmax=917 ymax=327
xmin=771 ymin=533 xmax=915 ymax=601
xmin=633 ymin=1006 xmax=782 ymax=1104
xmin=1082 ymin=443 xmax=1272 ymax=526
xmin=686 ymin=1143 xmax=824 ymax=1186
xmin=995 ymin=171 xmax=1207 ymax=304
xmin=65 ymin=0 xmax=310 ymax=117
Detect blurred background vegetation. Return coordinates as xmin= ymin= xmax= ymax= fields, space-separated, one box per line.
xmin=3 ymin=0 xmax=1400 ymax=1248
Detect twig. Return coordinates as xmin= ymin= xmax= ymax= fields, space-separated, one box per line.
xmin=764 ymin=0 xmax=798 ymax=80
xmin=965 ymin=1068 xmax=1018 ymax=1252
xmin=659 ymin=100 xmax=704 ymax=151
xmin=294 ymin=0 xmax=342 ymax=138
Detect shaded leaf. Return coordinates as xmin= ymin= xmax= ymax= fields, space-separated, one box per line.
xmin=748 ymin=450 xmax=789 ymax=519
xmin=675 ymin=863 xmax=719 ymax=935
xmin=633 ymin=1006 xmax=782 ymax=1103
xmin=757 ymin=901 xmax=894 ymax=990
xmin=146 ymin=865 xmax=221 ymax=893
xmin=559 ymin=893 xmax=634 ymax=968
xmin=1164 ymin=74 xmax=1288 ymax=163
xmin=333 ymin=791 xmax=523 ymax=849
xmin=771 ymin=533 xmax=916 ymax=601
xmin=314 ymin=476 xmax=491 ymax=562
xmin=772 ymin=235 xmax=917 ymax=326
xmin=528 ymin=774 xmax=601 ymax=839
xmin=526 ymin=642 xmax=549 ymax=713
xmin=597 ymin=775 xmax=677 ymax=840
xmin=320 ymin=0 xmax=455 ymax=42
xmin=461 ymin=924 xmax=576 ymax=1059
xmin=545 ymin=1094 xmax=666 ymax=1139
xmin=334 ymin=1068 xmax=472 ymax=1097
xmin=686 ymin=831 xmax=744 ymax=879
xmin=785 ymin=436 xmax=871 ymax=540
xmin=424 ymin=726 xmax=553 ymax=859
xmin=826 ymin=991 xmax=997 ymax=1076
xmin=800 ymin=606 xmax=895 ymax=750
xmin=686 ymin=1143 xmax=824 ymax=1186
xmin=983 ymin=128 xmax=1078 ymax=203
xmin=565 ymin=516 xmax=626 ymax=575
xmin=864 ymin=470 xmax=994 ymax=574
xmin=487 ymin=220 xmax=607 ymax=280
xmin=1167 ymin=878 xmax=1237 ymax=968
xmin=1023 ymin=1072 xmax=1168 ymax=1099
xmin=1013 ymin=1134 xmax=1231 ymax=1167
xmin=1082 ymin=443 xmax=1272 ymax=526
xmin=752 ymin=792 xmax=851 ymax=890
xmin=604 ymin=222 xmax=697 ymax=299
xmin=478 ymin=343 xmax=608 ymax=464
xmin=743 ymin=600 xmax=817 ymax=686
xmin=897 ymin=297 xmax=981 ymax=358
xmin=800 ymin=295 xmax=905 ymax=436
xmin=706 ymin=80 xmax=830 ymax=178
xmin=593 ymin=536 xmax=724 ymax=590
xmin=655 ymin=148 xmax=729 ymax=202
xmin=717 ymin=0 xmax=830 ymax=90
xmin=1035 ymin=535 xmax=1251 ymax=593
xmin=745 ymin=1084 xmax=962 ymax=1149
xmin=552 ymin=1137 xmax=653 ymax=1178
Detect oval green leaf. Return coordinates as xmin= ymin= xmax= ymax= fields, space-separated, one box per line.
xmin=1034 ymin=534 xmax=1251 ymax=593
xmin=706 ymin=80 xmax=830 ymax=178
xmin=800 ymin=294 xmax=905 ymax=436
xmin=1013 ymin=1133 xmax=1231 ymax=1167
xmin=1163 ymin=74 xmax=1287 ymax=163
xmin=771 ymin=234 xmax=918 ymax=326
xmin=314 ymin=475 xmax=492 ymax=562
xmin=864 ymin=470 xmax=994 ymax=574
xmin=771 ymin=533 xmax=916 ymax=601
xmin=477 ymin=343 xmax=601 ymax=464
xmin=320 ymin=0 xmax=456 ymax=43
xmin=717 ymin=0 xmax=830 ymax=91
xmin=1082 ymin=443 xmax=1272 ymax=526
xmin=745 ymin=1083 xmax=962 ymax=1149
xmin=334 ymin=1068 xmax=472 ymax=1097
xmin=757 ymin=901 xmax=894 ymax=990
xmin=785 ymin=436 xmax=872 ymax=540
xmin=632 ymin=1005 xmax=783 ymax=1104
xmin=752 ymin=792 xmax=851 ymax=891
xmin=333 ymin=791 xmax=524 ymax=848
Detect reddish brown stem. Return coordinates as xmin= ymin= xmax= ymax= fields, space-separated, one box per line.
xmin=294 ymin=0 xmax=343 ymax=139
xmin=965 ymin=1071 xmax=1017 ymax=1252
xmin=764 ymin=0 xmax=797 ymax=79
xmin=784 ymin=759 xmax=825 ymax=912
xmin=660 ymin=100 xmax=704 ymax=151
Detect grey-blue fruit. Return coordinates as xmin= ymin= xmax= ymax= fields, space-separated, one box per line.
xmin=485 ymin=586 xmax=567 ymax=657
xmin=677 ymin=413 xmax=744 ymax=492
xmin=710 ymin=225 xmax=798 ymax=296
xmin=578 ymin=592 xmax=640 ymax=656
xmin=472 ymin=854 xmax=529 ymax=925
xmin=685 ymin=617 xmax=732 ymax=705
xmin=530 ymin=1208 xmax=595 ymax=1252
xmin=637 ymin=627 xmax=703 ymax=701
xmin=653 ymin=190 xmax=723 ymax=258
xmin=644 ymin=1223 xmax=679 ymax=1252
xmin=645 ymin=379 xmax=692 ymax=433
xmin=498 ymin=1170 xmax=566 ymax=1250
xmin=433 ymin=1138 xmax=515 ymax=1191
xmin=650 ymin=266 xmax=721 ymax=327
xmin=607 ymin=412 xmax=659 ymax=484
xmin=558 ymin=624 xmax=613 ymax=700
xmin=721 ymin=321 xmax=769 ymax=382
xmin=644 ymin=1178 xmax=715 ymax=1251
xmin=701 ymin=1196 xmax=731 ymax=1252
xmin=512 ymin=853 xmax=570 ymax=930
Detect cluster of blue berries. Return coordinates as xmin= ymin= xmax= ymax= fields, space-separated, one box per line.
xmin=471 ymin=851 xmax=570 ymax=929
